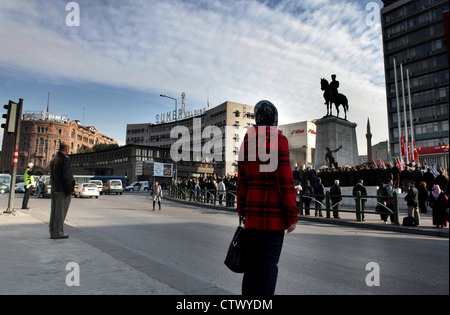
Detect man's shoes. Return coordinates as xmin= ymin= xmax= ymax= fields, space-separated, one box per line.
xmin=51 ymin=235 xmax=69 ymax=239
xmin=21 ymin=207 xmax=30 ymax=210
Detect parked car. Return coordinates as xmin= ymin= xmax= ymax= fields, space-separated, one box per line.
xmin=15 ymin=182 xmax=35 ymax=194
xmin=125 ymin=181 xmax=149 ymax=191
xmin=89 ymin=180 xmax=104 ymax=194
xmin=104 ymin=179 xmax=123 ymax=195
xmin=15 ymin=182 xmax=26 ymax=193
xmin=74 ymin=183 xmax=99 ymax=198
xmin=43 ymin=179 xmax=52 ymax=198
xmin=0 ymin=183 xmax=9 ymax=194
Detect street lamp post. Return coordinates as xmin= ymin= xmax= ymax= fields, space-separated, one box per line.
xmin=160 ymin=94 xmax=177 ymax=122
xmin=160 ymin=94 xmax=178 ymax=181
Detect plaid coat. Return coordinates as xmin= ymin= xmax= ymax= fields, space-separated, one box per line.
xmin=237 ymin=126 xmax=298 ymax=230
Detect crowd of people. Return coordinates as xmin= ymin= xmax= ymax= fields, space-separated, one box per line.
xmin=294 ymin=163 xmax=448 ymax=192
xmin=171 ymin=162 xmax=449 ymax=228
xmin=171 ymin=175 xmax=238 ymax=207
xmin=294 ymin=163 xmax=449 ymax=228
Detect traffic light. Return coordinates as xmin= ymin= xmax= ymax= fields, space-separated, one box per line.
xmin=1 ymin=101 xmax=18 ymax=134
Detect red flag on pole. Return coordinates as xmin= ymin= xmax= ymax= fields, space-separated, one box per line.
xmin=401 ymin=134 xmax=406 ymax=157
xmin=407 ymin=140 xmax=412 ymax=162
xmin=47 ymin=92 xmax=50 ymax=113
xmin=396 ymin=157 xmax=404 ymax=170
xmin=413 ymin=140 xmax=418 ymax=161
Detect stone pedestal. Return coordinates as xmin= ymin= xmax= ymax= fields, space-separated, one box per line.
xmin=314 ymin=116 xmax=359 ymax=169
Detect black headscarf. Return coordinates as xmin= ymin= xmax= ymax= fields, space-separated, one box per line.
xmin=254 ymin=100 xmax=278 ymax=127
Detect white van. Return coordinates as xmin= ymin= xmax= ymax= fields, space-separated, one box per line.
xmin=125 ymin=181 xmax=149 ymax=191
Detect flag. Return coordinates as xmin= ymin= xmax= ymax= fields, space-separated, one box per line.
xmin=430 ymin=167 xmax=438 ymax=176
xmin=413 ymin=140 xmax=418 ymax=161
xmin=47 ymin=92 xmax=50 ymax=113
xmin=401 ymin=134 xmax=406 ymax=157
xmin=407 ymin=141 xmax=412 ymax=162
xmin=396 ymin=157 xmax=404 ymax=170
xmin=372 ymin=160 xmax=377 ymax=167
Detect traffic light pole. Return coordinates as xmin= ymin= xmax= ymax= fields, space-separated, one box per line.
xmin=4 ymin=99 xmax=23 ymax=214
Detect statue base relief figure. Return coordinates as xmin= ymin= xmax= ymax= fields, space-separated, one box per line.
xmin=314 ymin=116 xmax=359 ymax=169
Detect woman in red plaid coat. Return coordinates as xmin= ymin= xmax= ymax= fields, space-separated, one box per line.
xmin=237 ymin=100 xmax=298 ymax=295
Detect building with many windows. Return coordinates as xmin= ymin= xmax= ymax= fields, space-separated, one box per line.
xmin=127 ymin=101 xmax=255 ymax=177
xmin=380 ymin=0 xmax=449 ymax=169
xmin=0 ymin=111 xmax=117 ymax=175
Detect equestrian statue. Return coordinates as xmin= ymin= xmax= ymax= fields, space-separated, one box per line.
xmin=321 ymin=74 xmax=349 ymax=120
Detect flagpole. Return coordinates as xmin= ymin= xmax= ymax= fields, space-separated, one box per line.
xmin=400 ymin=63 xmax=409 ymax=164
xmin=47 ymin=92 xmax=50 ymax=115
xmin=393 ymin=59 xmax=403 ymax=167
xmin=406 ymin=67 xmax=415 ymax=162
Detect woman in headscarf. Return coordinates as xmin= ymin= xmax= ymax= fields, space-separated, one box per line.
xmin=236 ymin=100 xmax=298 ymax=295
xmin=431 ymin=184 xmax=448 ymax=228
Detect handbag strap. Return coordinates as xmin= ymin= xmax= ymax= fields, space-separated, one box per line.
xmin=239 ymin=214 xmax=245 ymax=226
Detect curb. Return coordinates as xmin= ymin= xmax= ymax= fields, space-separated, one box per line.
xmin=165 ymin=197 xmax=449 ymax=238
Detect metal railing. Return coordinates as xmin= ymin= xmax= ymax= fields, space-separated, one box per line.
xmin=299 ymin=190 xmax=400 ymax=225
xmin=168 ymin=186 xmax=238 ymax=207
xmin=168 ymin=186 xmax=400 ymax=225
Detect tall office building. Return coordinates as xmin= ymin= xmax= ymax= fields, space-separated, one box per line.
xmin=127 ymin=101 xmax=255 ymax=177
xmin=381 ymin=0 xmax=449 ymax=168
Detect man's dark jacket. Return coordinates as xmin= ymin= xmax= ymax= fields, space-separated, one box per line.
xmin=330 ymin=184 xmax=342 ymax=203
xmin=50 ymin=151 xmax=74 ymax=196
xmin=404 ymin=186 xmax=418 ymax=207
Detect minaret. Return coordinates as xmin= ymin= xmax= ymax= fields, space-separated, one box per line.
xmin=366 ymin=118 xmax=372 ymax=163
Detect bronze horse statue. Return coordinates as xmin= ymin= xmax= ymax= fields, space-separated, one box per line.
xmin=321 ymin=78 xmax=349 ymax=120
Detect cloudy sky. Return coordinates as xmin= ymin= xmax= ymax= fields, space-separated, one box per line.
xmin=0 ymin=0 xmax=387 ymax=155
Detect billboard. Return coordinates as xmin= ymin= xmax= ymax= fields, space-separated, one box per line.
xmin=141 ymin=161 xmax=173 ymax=177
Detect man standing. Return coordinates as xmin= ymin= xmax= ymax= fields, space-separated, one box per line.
xmin=352 ymin=179 xmax=368 ymax=221
xmin=404 ymin=180 xmax=420 ymax=225
xmin=313 ymin=177 xmax=325 ymax=217
xmin=22 ymin=163 xmax=35 ymax=209
xmin=330 ymin=180 xmax=342 ymax=219
xmin=49 ymin=142 xmax=74 ymax=239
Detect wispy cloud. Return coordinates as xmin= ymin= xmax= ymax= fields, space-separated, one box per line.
xmin=0 ymin=0 xmax=387 ymax=154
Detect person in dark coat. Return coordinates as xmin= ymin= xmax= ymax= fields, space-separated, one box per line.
xmin=418 ymin=182 xmax=429 ymax=214
xmin=404 ymin=180 xmax=420 ymax=225
xmin=412 ymin=166 xmax=422 ymax=189
xmin=352 ymin=179 xmax=367 ymax=221
xmin=302 ymin=180 xmax=313 ymax=215
xmin=330 ymin=180 xmax=342 ymax=219
xmin=431 ymin=184 xmax=448 ymax=228
xmin=422 ymin=169 xmax=435 ymax=192
xmin=400 ymin=168 xmax=411 ymax=193
xmin=49 ymin=142 xmax=74 ymax=239
xmin=293 ymin=167 xmax=300 ymax=185
xmin=313 ymin=177 xmax=325 ymax=217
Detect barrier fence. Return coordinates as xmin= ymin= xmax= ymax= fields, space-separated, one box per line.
xmin=168 ymin=186 xmax=400 ymax=225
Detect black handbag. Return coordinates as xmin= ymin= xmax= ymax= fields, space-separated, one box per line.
xmin=224 ymin=216 xmax=247 ymax=273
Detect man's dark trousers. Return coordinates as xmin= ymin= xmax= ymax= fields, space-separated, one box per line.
xmin=22 ymin=186 xmax=32 ymax=209
xmin=49 ymin=192 xmax=71 ymax=238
